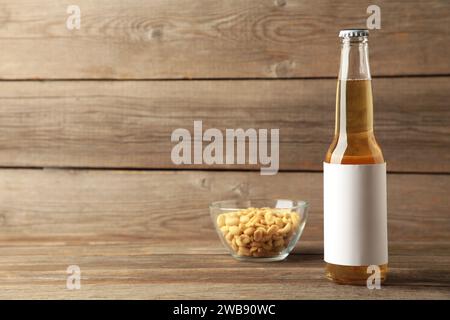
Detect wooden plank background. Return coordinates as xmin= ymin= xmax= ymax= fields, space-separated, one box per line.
xmin=0 ymin=77 xmax=448 ymax=172
xmin=0 ymin=170 xmax=447 ymax=243
xmin=0 ymin=0 xmax=448 ymax=79
xmin=0 ymin=0 xmax=448 ymax=299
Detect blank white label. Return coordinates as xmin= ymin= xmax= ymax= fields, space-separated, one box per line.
xmin=324 ymin=162 xmax=388 ymax=266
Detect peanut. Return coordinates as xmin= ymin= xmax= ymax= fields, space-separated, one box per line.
xmin=237 ymin=247 xmax=251 ymax=256
xmin=229 ymin=225 xmax=240 ymax=236
xmin=239 ymin=215 xmax=250 ymax=223
xmin=217 ymin=214 xmax=226 ymax=227
xmin=278 ymin=222 xmax=291 ymax=235
xmin=274 ymin=238 xmax=284 ymax=248
xmin=244 ymin=227 xmax=255 ymax=236
xmin=240 ymin=234 xmax=251 ymax=245
xmin=220 ymin=226 xmax=228 ymax=235
xmin=267 ymin=224 xmax=279 ymax=236
xmin=225 ymin=216 xmax=239 ymax=226
xmin=254 ymin=228 xmax=265 ymax=241
xmin=231 ymin=239 xmax=238 ymax=252
xmin=262 ymin=240 xmax=273 ymax=251
xmin=264 ymin=212 xmax=274 ymax=224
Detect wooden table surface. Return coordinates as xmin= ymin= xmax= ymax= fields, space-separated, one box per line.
xmin=0 ymin=240 xmax=448 ymax=299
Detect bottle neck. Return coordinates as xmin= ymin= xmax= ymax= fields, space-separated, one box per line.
xmin=339 ymin=37 xmax=371 ymax=81
xmin=336 ymin=37 xmax=373 ymax=136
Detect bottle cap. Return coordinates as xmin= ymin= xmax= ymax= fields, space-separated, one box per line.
xmin=339 ymin=29 xmax=369 ymax=38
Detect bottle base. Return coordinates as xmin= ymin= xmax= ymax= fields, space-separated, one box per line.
xmin=325 ymin=262 xmax=388 ymax=286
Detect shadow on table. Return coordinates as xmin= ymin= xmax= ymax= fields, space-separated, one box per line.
xmin=284 ymin=252 xmax=324 ymax=264
xmin=384 ymin=268 xmax=450 ymax=288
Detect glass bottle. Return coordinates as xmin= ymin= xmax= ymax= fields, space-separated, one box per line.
xmin=324 ymin=29 xmax=388 ymax=285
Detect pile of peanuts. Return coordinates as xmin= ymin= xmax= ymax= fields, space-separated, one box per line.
xmin=216 ymin=207 xmax=301 ymax=257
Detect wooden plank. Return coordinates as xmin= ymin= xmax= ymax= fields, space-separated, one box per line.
xmin=0 ymin=78 xmax=448 ymax=172
xmin=0 ymin=0 xmax=448 ymax=79
xmin=0 ymin=169 xmax=447 ymax=243
xmin=0 ymin=242 xmax=448 ymax=299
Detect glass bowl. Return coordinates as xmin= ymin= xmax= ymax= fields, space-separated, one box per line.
xmin=210 ymin=199 xmax=308 ymax=262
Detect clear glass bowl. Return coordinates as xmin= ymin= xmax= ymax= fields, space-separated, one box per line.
xmin=210 ymin=199 xmax=308 ymax=262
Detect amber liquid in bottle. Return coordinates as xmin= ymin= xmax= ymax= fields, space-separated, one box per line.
xmin=325 ymin=31 xmax=387 ymax=285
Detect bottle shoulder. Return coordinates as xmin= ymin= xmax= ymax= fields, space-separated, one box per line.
xmin=325 ymin=132 xmax=384 ymax=164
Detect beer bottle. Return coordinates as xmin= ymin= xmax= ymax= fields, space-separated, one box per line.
xmin=324 ymin=29 xmax=388 ymax=285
